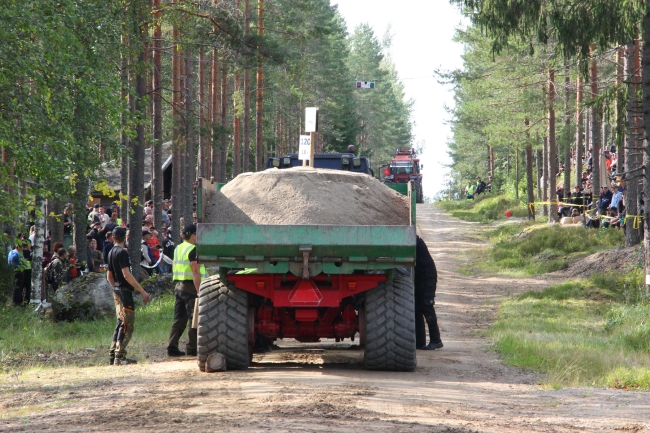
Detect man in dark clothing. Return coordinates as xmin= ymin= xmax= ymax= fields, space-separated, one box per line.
xmin=88 ymin=221 xmax=103 ymax=251
xmin=102 ymin=232 xmax=114 ymax=264
xmin=162 ymin=227 xmax=175 ymax=259
xmin=598 ymin=185 xmax=613 ymax=214
xmin=414 ymin=236 xmax=443 ymax=350
xmin=106 ymin=227 xmax=150 ymax=365
xmin=45 ymin=248 xmax=68 ymax=299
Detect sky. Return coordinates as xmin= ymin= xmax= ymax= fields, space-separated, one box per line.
xmin=333 ymin=0 xmax=467 ymax=198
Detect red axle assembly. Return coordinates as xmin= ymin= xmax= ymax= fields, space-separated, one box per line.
xmin=228 ymin=273 xmax=386 ymax=342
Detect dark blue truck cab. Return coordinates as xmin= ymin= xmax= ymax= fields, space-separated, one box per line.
xmin=266 ymin=153 xmax=373 ymax=176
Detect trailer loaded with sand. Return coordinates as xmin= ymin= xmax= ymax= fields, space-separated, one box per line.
xmin=195 ymin=167 xmax=417 ymax=371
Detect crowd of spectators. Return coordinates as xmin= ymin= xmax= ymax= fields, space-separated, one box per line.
xmin=465 ymin=175 xmax=493 ymax=199
xmin=555 ymin=145 xmax=641 ymax=230
xmin=5 ymin=198 xmax=180 ymax=306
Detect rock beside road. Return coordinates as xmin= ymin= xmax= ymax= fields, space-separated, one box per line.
xmin=51 ymin=273 xmax=115 ymax=321
xmin=51 ymin=271 xmax=176 ymax=322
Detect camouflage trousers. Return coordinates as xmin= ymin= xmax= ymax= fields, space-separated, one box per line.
xmin=109 ymin=288 xmax=136 ymax=361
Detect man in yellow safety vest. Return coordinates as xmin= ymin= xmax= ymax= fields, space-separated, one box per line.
xmin=167 ymin=224 xmax=202 ymax=357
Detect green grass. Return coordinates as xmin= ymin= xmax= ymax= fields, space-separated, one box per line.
xmin=439 ymin=194 xmax=528 ymax=222
xmin=490 ymin=269 xmax=650 ymax=389
xmin=0 ymin=293 xmax=175 ymax=372
xmin=474 ymin=224 xmax=624 ymax=276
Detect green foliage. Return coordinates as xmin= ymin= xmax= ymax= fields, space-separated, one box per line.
xmin=486 ymin=225 xmax=623 ymax=275
xmin=439 ymin=194 xmax=528 ymax=222
xmin=450 ymin=0 xmax=642 ymax=69
xmin=490 ymin=269 xmax=650 ymax=389
xmin=0 ymin=293 xmax=175 ymax=371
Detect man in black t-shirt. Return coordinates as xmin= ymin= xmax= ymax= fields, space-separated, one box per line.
xmin=106 ymin=227 xmax=150 ymax=365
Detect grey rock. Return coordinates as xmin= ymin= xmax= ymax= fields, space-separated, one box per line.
xmin=51 ymin=273 xmax=115 ymax=321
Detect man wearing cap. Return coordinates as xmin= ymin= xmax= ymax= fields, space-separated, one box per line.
xmin=106 ymin=227 xmax=150 ymax=365
xmin=88 ymin=204 xmax=100 ymax=225
xmin=598 ymin=184 xmax=613 ymax=214
xmin=167 ymin=224 xmax=202 ymax=357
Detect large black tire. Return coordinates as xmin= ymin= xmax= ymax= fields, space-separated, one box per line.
xmin=197 ymin=275 xmax=251 ymax=371
xmin=363 ymin=272 xmax=417 ymax=371
xmin=415 ymin=179 xmax=424 ymax=204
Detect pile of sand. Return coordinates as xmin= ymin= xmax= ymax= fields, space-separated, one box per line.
xmin=204 ymin=167 xmax=410 ymax=226
xmin=548 ymin=245 xmax=643 ymax=279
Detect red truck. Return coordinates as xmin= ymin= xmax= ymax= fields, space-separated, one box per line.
xmin=381 ymin=148 xmax=424 ymax=203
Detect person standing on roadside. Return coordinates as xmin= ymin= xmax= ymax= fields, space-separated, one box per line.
xmin=415 ymin=236 xmax=443 ymax=350
xmin=106 ymin=227 xmax=150 ymax=365
xmin=167 ymin=224 xmax=202 ymax=357
xmin=8 ymin=242 xmax=25 ymax=306
xmin=102 ymin=232 xmax=114 ymax=264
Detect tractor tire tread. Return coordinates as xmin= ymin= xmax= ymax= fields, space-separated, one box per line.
xmin=197 ymin=275 xmax=250 ymax=371
xmin=364 ymin=273 xmax=417 ymax=371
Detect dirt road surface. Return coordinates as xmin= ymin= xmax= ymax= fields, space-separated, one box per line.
xmin=2 ymin=204 xmax=650 ymax=432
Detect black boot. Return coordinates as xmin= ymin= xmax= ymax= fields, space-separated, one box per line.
xmin=422 ymin=341 xmax=443 ymax=350
xmin=167 ymin=346 xmax=186 ymax=357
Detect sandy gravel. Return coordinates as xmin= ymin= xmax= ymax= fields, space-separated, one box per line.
xmin=205 ymin=167 xmax=410 ymax=226
xmin=1 ymin=204 xmax=649 ymax=432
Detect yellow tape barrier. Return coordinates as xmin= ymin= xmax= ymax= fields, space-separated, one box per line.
xmin=528 ymin=201 xmax=645 ymax=229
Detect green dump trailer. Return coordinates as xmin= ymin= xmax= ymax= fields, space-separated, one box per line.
xmin=195 ymin=177 xmax=417 ymax=371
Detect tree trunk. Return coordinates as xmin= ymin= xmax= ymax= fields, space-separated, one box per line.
xmin=31 ymin=191 xmax=45 ymax=302
xmin=171 ymin=27 xmax=182 ymax=245
xmin=183 ymin=50 xmax=196 ymax=226
xmin=211 ymin=49 xmax=220 ymax=180
xmin=515 ymin=147 xmax=519 ymax=199
xmin=152 ymin=0 xmax=163 ymax=236
xmin=120 ymin=35 xmax=130 ymax=220
xmin=616 ymin=47 xmax=626 ymax=170
xmin=536 ymin=147 xmax=542 ymax=201
xmin=128 ymin=1 xmax=148 ymax=269
xmin=590 ymin=45 xmax=601 ymax=202
xmin=548 ymin=69 xmax=558 ymax=222
xmin=575 ymin=75 xmax=584 ymax=187
xmin=626 ymin=39 xmax=643 ymax=247
xmin=525 ymin=119 xmax=534 ymax=220
xmin=563 ymin=64 xmax=571 ymax=193
xmin=506 ymin=146 xmax=510 ymax=181
xmin=243 ymin=0 xmax=251 ymax=172
xmin=543 ymin=134 xmax=549 ymax=217
xmin=489 ymin=146 xmax=494 ymax=178
xmin=255 ymin=0 xmax=265 ymax=172
xmin=73 ymin=174 xmax=89 ymax=268
xmin=220 ymin=58 xmax=228 ymax=182
xmin=233 ymin=69 xmax=242 ymax=176
xmin=643 ymin=7 xmax=650 ymax=294
xmin=198 ymin=47 xmax=207 ymax=179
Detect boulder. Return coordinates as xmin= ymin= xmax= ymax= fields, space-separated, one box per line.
xmin=51 ymin=273 xmax=115 ymax=321
xmin=51 ymin=272 xmax=176 ymax=322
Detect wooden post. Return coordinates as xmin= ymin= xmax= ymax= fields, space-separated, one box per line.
xmin=309 ymin=132 xmax=316 ymax=167
xmin=255 ymin=0 xmax=265 ymax=171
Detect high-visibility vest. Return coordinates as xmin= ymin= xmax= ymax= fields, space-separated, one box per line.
xmin=173 ymin=241 xmax=195 ymax=281
xmin=200 ymin=264 xmax=208 ymax=281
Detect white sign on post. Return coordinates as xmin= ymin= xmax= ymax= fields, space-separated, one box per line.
xmin=305 ymin=107 xmax=319 ymax=132
xmin=298 ymin=135 xmax=311 ymax=161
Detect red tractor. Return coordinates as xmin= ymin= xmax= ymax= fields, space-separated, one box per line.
xmin=381 ymin=148 xmax=424 ymax=203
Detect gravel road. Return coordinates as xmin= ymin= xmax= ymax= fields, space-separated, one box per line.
xmin=2 ymin=203 xmax=649 ymax=432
